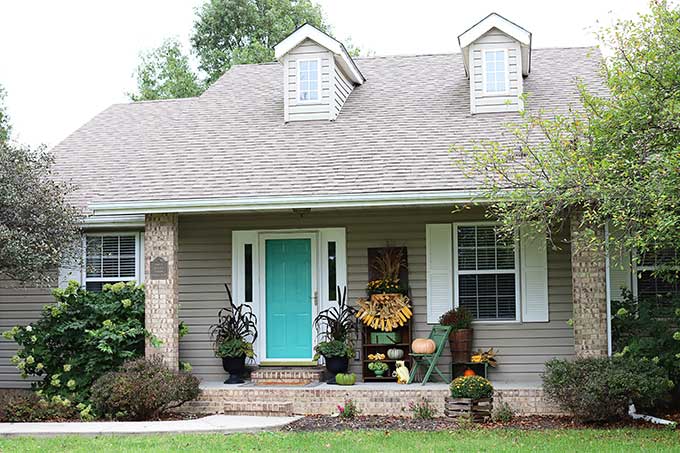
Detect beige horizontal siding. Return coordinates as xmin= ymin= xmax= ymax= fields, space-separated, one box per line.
xmin=177 ymin=206 xmax=574 ymax=385
xmin=0 ymin=276 xmax=53 ymax=388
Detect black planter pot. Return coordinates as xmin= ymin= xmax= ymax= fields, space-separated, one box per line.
xmin=222 ymin=355 xmax=246 ymax=384
xmin=325 ymin=356 xmax=349 ymax=384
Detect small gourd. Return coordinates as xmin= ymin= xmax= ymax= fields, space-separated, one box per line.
xmin=411 ymin=338 xmax=436 ymax=354
xmin=463 ymin=368 xmax=476 ymax=377
xmin=335 ymin=373 xmax=356 ymax=386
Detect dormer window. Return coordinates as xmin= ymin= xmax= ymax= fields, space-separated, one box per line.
xmin=483 ymin=50 xmax=508 ymax=93
xmin=298 ymin=59 xmax=320 ymax=102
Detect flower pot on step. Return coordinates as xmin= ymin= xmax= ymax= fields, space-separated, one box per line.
xmin=325 ymin=356 xmax=350 ymax=383
xmin=450 ymin=328 xmax=473 ymax=363
xmin=222 ymin=355 xmax=246 ymax=384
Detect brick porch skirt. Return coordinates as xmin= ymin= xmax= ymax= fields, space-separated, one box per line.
xmin=180 ymin=382 xmax=564 ymax=417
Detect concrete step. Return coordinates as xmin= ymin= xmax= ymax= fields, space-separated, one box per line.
xmin=251 ymin=367 xmax=325 ymax=386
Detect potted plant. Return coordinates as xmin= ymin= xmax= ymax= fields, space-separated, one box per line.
xmin=368 ymin=360 xmax=389 ymax=377
xmin=209 ymin=284 xmax=258 ymax=384
xmin=439 ymin=307 xmax=473 ymax=362
xmin=313 ymin=286 xmax=358 ymax=381
xmin=446 ymin=375 xmax=494 ymax=422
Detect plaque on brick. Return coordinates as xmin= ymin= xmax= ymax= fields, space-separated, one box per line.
xmin=150 ymin=257 xmax=168 ymax=280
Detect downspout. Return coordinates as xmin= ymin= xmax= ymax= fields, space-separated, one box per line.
xmin=604 ymin=224 xmax=612 ymax=357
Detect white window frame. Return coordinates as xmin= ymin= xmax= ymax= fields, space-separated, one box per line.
xmin=482 ymin=49 xmax=510 ymax=95
xmin=296 ymin=58 xmax=321 ymax=104
xmin=453 ymin=222 xmax=520 ymax=323
xmin=632 ymin=250 xmax=679 ymax=300
xmin=82 ymin=232 xmax=143 ymax=289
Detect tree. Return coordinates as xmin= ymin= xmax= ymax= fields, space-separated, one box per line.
xmin=192 ymin=0 xmax=328 ymax=84
xmin=467 ymin=1 xmax=680 ymax=270
xmin=0 ymin=84 xmax=11 ymax=143
xmin=128 ymin=38 xmax=204 ymax=101
xmin=0 ymin=88 xmax=82 ymax=283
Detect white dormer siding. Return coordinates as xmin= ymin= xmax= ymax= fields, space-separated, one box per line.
xmin=458 ymin=13 xmax=532 ymax=115
xmin=275 ymin=24 xmax=365 ymax=123
xmin=283 ymin=39 xmax=333 ymax=122
xmin=469 ymin=28 xmax=523 ymax=114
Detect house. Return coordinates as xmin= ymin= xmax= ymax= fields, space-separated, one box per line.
xmin=1 ymin=13 xmax=648 ymax=414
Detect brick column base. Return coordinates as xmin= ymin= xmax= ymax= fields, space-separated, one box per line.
xmin=144 ymin=213 xmax=179 ymax=370
xmin=570 ymin=213 xmax=608 ymax=357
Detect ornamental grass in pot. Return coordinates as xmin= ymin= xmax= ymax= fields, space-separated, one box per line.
xmin=439 ymin=307 xmax=473 ymax=362
xmin=210 ymin=284 xmax=257 ymax=384
xmin=313 ymin=286 xmax=358 ymax=382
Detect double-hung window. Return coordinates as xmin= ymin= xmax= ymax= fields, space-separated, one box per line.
xmin=454 ymin=225 xmax=519 ymax=321
xmin=84 ymin=233 xmax=141 ymax=291
xmin=297 ymin=59 xmax=319 ymax=102
xmin=635 ymin=249 xmax=680 ymax=303
xmin=483 ymin=50 xmax=507 ymax=93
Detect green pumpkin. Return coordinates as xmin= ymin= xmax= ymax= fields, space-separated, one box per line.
xmin=335 ymin=373 xmax=356 ymax=386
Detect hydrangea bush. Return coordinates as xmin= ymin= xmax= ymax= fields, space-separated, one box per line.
xmin=3 ymin=280 xmax=146 ymax=414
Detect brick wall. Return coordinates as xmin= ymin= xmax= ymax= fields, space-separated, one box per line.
xmin=144 ymin=213 xmax=180 ymax=370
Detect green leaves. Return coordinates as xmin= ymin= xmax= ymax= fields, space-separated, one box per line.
xmin=129 ymin=38 xmax=204 ymax=102
xmin=3 ymin=283 xmax=146 ymax=406
xmin=0 ymin=141 xmax=82 ymax=283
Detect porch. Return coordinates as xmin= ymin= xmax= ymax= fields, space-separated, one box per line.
xmin=136 ymin=204 xmax=609 ymax=415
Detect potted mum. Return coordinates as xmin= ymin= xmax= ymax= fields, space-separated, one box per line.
xmin=313 ymin=286 xmax=358 ymax=382
xmin=446 ymin=375 xmax=494 ymax=421
xmin=439 ymin=307 xmax=473 ymax=362
xmin=210 ymin=284 xmax=258 ymax=384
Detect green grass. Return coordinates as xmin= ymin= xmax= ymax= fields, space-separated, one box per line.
xmin=0 ymin=429 xmax=678 ymax=453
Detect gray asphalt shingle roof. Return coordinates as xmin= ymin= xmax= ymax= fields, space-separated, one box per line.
xmin=52 ymin=48 xmax=605 ymax=210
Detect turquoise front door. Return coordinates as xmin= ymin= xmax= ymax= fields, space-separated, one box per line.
xmin=265 ymin=238 xmax=313 ymax=359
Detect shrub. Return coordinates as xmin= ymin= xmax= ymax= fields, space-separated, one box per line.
xmin=337 ymin=398 xmax=360 ymax=419
xmin=2 ymin=280 xmax=146 ymax=405
xmin=542 ymin=356 xmax=673 ymax=421
xmin=0 ymin=390 xmax=79 ymax=422
xmin=449 ymin=376 xmax=494 ymax=399
xmin=492 ymin=400 xmax=514 ymax=423
xmin=612 ymin=290 xmax=680 ymax=386
xmin=409 ymin=398 xmax=437 ymax=419
xmin=90 ymin=356 xmax=200 ymax=420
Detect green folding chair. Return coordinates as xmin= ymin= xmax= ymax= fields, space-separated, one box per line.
xmin=408 ymin=325 xmax=452 ymax=385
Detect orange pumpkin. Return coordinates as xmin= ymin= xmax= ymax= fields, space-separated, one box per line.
xmin=463 ymin=368 xmax=476 ymax=377
xmin=411 ymin=338 xmax=436 ymax=354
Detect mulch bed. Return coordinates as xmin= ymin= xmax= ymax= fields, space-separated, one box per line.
xmin=282 ymin=414 xmax=679 ymax=432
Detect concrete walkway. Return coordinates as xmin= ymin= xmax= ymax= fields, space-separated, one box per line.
xmin=0 ymin=414 xmax=300 ymax=437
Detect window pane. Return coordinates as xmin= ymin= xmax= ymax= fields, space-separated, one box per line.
xmin=328 ymin=242 xmax=337 ymax=301
xmin=299 ymin=60 xmax=308 ymax=71
xmin=244 ymin=244 xmax=253 ymax=303
xmin=637 ymin=271 xmax=680 ymax=302
xmin=86 ymin=281 xmax=103 ymax=292
xmin=86 ymin=257 xmax=102 ymax=278
xmin=85 ymin=235 xmax=137 ymax=284
xmin=456 ymin=226 xmax=516 ymax=320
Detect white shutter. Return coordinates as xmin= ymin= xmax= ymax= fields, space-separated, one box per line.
xmin=520 ymin=225 xmax=549 ymax=322
xmin=231 ymin=231 xmax=259 ymax=306
xmin=426 ymin=224 xmax=453 ymax=324
xmin=607 ymin=228 xmax=632 ymax=302
xmin=58 ymin=236 xmax=84 ymax=288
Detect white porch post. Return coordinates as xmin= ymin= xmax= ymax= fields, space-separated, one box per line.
xmin=144 ymin=213 xmax=179 ymax=370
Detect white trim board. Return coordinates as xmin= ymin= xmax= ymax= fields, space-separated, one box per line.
xmin=89 ymin=190 xmax=495 ymax=216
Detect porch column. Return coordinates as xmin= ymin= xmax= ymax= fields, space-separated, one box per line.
xmin=144 ymin=213 xmax=179 ymax=371
xmin=570 ymin=212 xmax=608 ymax=357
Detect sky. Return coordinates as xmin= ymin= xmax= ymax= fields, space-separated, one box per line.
xmin=0 ymin=0 xmax=649 ymax=148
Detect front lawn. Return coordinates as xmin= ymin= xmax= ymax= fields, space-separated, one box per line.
xmin=1 ymin=429 xmax=679 ymax=452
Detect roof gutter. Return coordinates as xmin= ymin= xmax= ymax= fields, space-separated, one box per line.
xmin=89 ymin=190 xmax=491 ymax=216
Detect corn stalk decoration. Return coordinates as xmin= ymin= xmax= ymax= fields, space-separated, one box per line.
xmin=355 ymin=293 xmax=412 ymax=332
